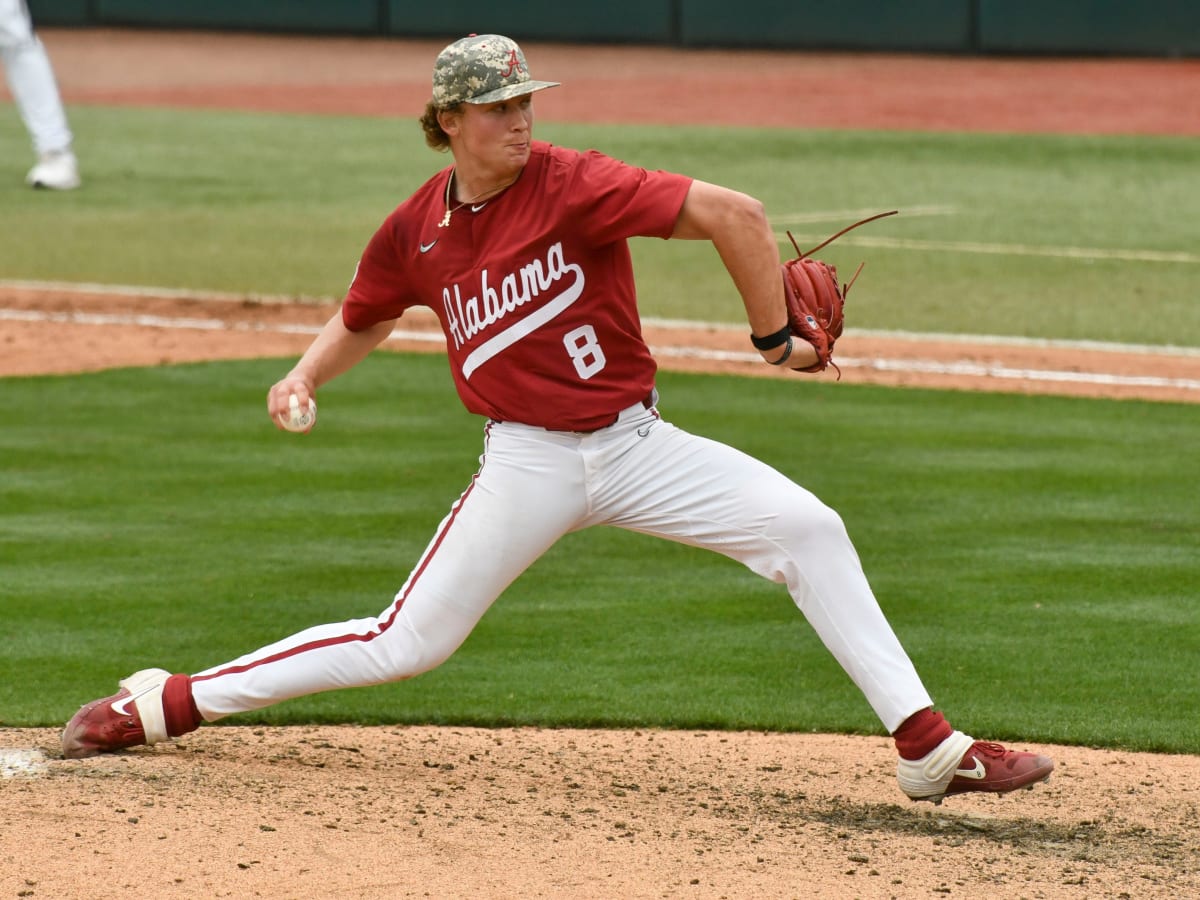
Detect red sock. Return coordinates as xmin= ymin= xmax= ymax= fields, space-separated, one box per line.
xmin=893 ymin=708 xmax=954 ymax=760
xmin=161 ymin=674 xmax=203 ymax=738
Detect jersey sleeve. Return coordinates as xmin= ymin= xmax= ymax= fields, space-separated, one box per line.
xmin=341 ymin=213 xmax=415 ymax=332
xmin=563 ymin=150 xmax=692 ymax=246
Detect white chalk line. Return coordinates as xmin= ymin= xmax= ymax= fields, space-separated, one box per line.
xmin=640 ymin=317 xmax=1200 ymax=360
xmin=7 ymin=303 xmax=1199 ymax=361
xmin=0 ymin=278 xmax=330 ymax=306
xmin=5 ymin=306 xmax=1197 ymax=393
xmin=0 ymin=307 xmax=440 ymax=345
xmin=7 ymin=305 xmax=1195 ymax=358
xmin=850 ymin=356 xmax=1200 ymax=389
xmin=647 ymin=345 xmax=1200 ymax=392
xmin=0 ymin=748 xmax=49 ymax=779
xmin=774 ymin=233 xmax=1199 ymax=264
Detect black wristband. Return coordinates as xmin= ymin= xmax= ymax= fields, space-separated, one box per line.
xmin=767 ymin=335 xmax=795 ymax=366
xmin=750 ymin=325 xmax=791 ymax=352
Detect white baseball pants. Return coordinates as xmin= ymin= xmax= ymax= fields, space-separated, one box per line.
xmin=0 ymin=0 xmax=73 ymax=155
xmin=192 ymin=397 xmax=934 ymax=733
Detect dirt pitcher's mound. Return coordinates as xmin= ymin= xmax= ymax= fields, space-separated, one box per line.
xmin=2 ymin=725 xmax=1197 ymax=899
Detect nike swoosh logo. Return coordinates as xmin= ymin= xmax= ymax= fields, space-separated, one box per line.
xmin=470 ymin=203 xmax=488 ymax=212
xmin=419 ymin=240 xmax=438 ymax=253
xmin=955 ymin=758 xmax=987 ymax=779
xmin=109 ymin=683 xmax=160 ymax=717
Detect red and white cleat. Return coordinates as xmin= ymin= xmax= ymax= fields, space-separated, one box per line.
xmin=898 ymin=731 xmax=1054 ymax=804
xmin=61 ymin=668 xmax=172 ymax=759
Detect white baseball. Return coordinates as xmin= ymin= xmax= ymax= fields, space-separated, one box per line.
xmin=278 ymin=394 xmax=317 ymax=432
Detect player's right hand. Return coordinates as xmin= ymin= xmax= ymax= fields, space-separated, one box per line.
xmin=267 ymin=375 xmax=316 ymax=431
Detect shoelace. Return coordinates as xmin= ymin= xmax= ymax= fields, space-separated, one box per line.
xmin=970 ymin=741 xmax=1008 ymax=759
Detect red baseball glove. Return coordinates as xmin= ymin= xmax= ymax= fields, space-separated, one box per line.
xmin=781 ymin=255 xmax=847 ymax=375
xmin=780 ymin=210 xmax=898 ymax=377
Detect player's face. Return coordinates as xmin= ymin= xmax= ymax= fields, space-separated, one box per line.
xmin=451 ymin=94 xmax=535 ymax=176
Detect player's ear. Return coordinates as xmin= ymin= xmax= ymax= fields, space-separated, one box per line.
xmin=437 ymin=107 xmax=462 ymax=137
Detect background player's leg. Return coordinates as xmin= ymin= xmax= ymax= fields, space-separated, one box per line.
xmin=586 ymin=415 xmax=933 ymax=733
xmin=191 ymin=423 xmax=589 ymax=720
xmin=0 ymin=12 xmax=78 ymax=188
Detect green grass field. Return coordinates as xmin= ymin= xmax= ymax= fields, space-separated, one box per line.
xmin=3 ymin=356 xmax=1197 ymax=753
xmin=2 ymin=105 xmax=1198 ymax=754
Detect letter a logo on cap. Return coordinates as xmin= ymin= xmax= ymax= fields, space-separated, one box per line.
xmin=502 ymin=49 xmax=523 ymax=78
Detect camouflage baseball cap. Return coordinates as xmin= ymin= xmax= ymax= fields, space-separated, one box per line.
xmin=432 ymin=34 xmax=560 ymax=107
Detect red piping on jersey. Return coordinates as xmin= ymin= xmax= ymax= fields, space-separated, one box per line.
xmin=191 ymin=463 xmax=487 ymax=685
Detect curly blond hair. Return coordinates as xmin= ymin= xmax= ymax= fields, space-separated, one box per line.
xmin=420 ymin=101 xmax=460 ymax=151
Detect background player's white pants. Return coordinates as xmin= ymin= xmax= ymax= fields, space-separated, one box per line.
xmin=0 ymin=0 xmax=73 ymax=154
xmin=192 ymin=400 xmax=934 ymax=734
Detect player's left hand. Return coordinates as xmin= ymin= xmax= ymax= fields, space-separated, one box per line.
xmin=781 ymin=254 xmax=846 ymax=376
xmin=781 ymin=210 xmax=899 ymax=379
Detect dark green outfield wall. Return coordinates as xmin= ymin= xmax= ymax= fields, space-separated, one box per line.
xmin=27 ymin=0 xmax=1200 ymax=57
xmin=976 ymin=0 xmax=1198 ymax=56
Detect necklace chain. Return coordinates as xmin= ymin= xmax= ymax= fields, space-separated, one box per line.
xmin=439 ymin=168 xmax=518 ymax=228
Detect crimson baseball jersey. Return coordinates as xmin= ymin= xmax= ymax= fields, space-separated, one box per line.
xmin=342 ymin=141 xmax=692 ymax=431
